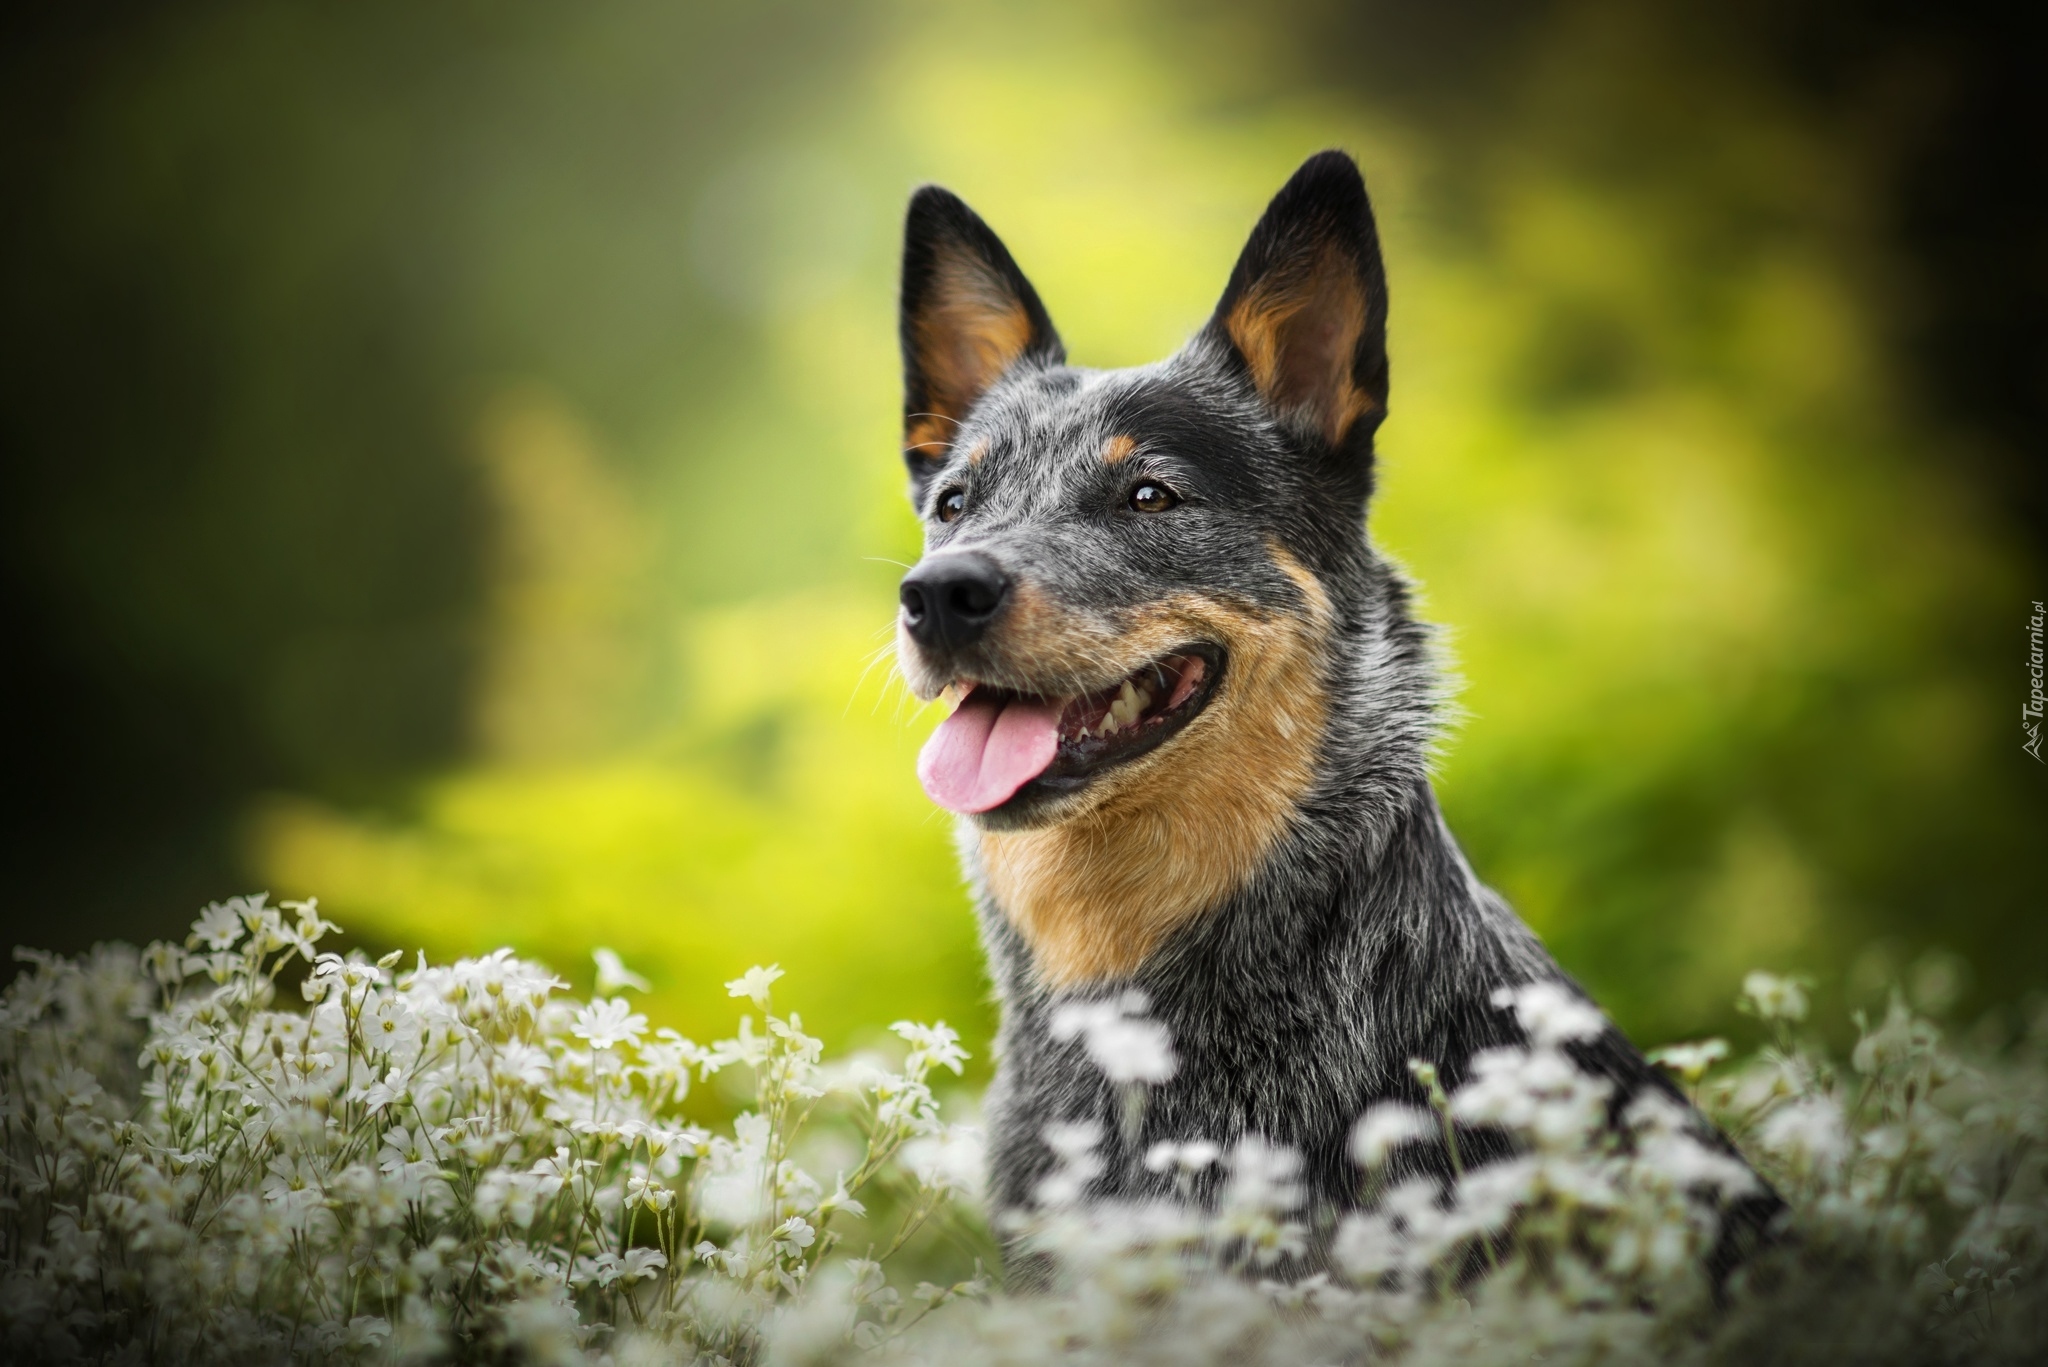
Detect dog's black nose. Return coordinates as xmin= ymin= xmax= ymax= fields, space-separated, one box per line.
xmin=900 ymin=551 xmax=1010 ymax=653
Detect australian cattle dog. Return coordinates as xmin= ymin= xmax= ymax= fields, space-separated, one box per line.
xmin=889 ymin=150 xmax=1777 ymax=1271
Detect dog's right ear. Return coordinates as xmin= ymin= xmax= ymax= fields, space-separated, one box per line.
xmin=899 ymin=186 xmax=1063 ymax=496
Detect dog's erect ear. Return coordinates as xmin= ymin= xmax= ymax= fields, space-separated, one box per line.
xmin=899 ymin=186 xmax=1063 ymax=491
xmin=1201 ymin=151 xmax=1388 ymax=455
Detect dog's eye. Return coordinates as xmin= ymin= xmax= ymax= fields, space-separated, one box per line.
xmin=936 ymin=488 xmax=966 ymax=523
xmin=1128 ymin=482 xmax=1179 ymax=514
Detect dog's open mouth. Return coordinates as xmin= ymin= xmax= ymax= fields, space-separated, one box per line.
xmin=918 ymin=645 xmax=1224 ymax=816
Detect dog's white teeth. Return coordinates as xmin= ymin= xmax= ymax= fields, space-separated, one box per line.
xmin=1075 ymin=672 xmax=1164 ymax=741
xmin=1108 ymin=679 xmax=1144 ymax=729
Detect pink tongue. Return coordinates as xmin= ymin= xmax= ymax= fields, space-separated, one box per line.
xmin=918 ymin=691 xmax=1064 ymax=814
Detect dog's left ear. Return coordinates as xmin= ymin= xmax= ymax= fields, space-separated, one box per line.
xmin=899 ymin=186 xmax=1064 ymax=494
xmin=1201 ymin=150 xmax=1389 ymax=458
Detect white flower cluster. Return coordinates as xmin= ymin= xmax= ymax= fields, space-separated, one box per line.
xmin=0 ymin=896 xmax=980 ymax=1365
xmin=4 ymin=904 xmax=2045 ymax=1367
xmin=830 ymin=979 xmax=2048 ymax=1367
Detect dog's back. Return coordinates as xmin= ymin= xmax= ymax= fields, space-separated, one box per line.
xmin=890 ymin=151 xmax=1777 ymax=1263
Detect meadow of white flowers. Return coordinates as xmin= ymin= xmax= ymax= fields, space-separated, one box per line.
xmin=2 ymin=896 xmax=2042 ymax=1365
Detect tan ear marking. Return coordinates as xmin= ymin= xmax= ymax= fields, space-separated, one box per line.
xmin=1100 ymin=434 xmax=1138 ymax=464
xmin=904 ymin=415 xmax=954 ymax=459
xmin=905 ymin=248 xmax=1036 ymax=453
xmin=1224 ymin=245 xmax=1376 ymax=447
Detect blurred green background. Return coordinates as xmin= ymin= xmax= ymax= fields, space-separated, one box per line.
xmin=4 ymin=0 xmax=2043 ymax=1063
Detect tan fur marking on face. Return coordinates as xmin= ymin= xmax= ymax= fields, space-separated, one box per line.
xmin=1224 ymin=245 xmax=1377 ymax=446
xmin=966 ymin=440 xmax=990 ymax=465
xmin=977 ymin=547 xmax=1334 ymax=987
xmin=1100 ymin=434 xmax=1137 ymax=464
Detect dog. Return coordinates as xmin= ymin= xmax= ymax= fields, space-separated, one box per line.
xmin=890 ymin=150 xmax=1776 ymax=1269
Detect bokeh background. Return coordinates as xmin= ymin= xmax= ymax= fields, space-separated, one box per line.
xmin=5 ymin=0 xmax=2043 ymax=1066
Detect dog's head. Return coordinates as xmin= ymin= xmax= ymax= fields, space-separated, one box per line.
xmin=895 ymin=151 xmax=1389 ymax=838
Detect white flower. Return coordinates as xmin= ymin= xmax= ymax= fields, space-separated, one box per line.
xmin=139 ymin=940 xmax=187 ymax=986
xmin=1036 ymin=1121 xmax=1105 ymax=1206
xmin=318 ymin=1316 xmax=391 ymax=1353
xmin=52 ymin=1066 xmax=105 ymax=1113
xmin=620 ymin=1247 xmax=668 ymax=1283
xmin=1049 ymin=995 xmax=1177 ymax=1085
xmin=571 ymin=997 xmax=647 ymax=1051
xmin=1742 ymin=971 xmax=1810 ymax=1024
xmin=262 ymin=1154 xmax=324 ymax=1207
xmin=773 ymin=1215 xmax=818 ymax=1252
xmin=1333 ymin=1212 xmax=1406 ymax=1278
xmin=1383 ymin=1175 xmax=1447 ymax=1240
xmin=1852 ymin=996 xmax=1942 ymax=1076
xmin=1222 ymin=1135 xmax=1304 ymax=1217
xmin=1648 ymin=1038 xmax=1730 ymax=1084
xmin=1216 ymin=1138 xmax=1310 ymax=1267
xmin=474 ymin=1170 xmax=544 ymax=1227
xmin=1145 ymin=1138 xmax=1224 ymax=1174
xmin=892 ymin=1019 xmax=969 ymax=1075
xmin=362 ymin=993 xmax=421 ymax=1056
xmin=1494 ymin=980 xmax=1607 ymax=1047
xmin=624 ymin=1172 xmax=674 ymax=1212
xmin=378 ymin=1125 xmax=431 ymax=1171
xmin=352 ymin=1066 xmax=408 ymax=1114
xmin=279 ymin=898 xmax=338 ymax=957
xmin=1634 ymin=1131 xmax=1759 ymax=1200
xmin=726 ymin=964 xmax=785 ymax=1008
xmin=1349 ymin=1104 xmax=1432 ymax=1168
xmin=1758 ymin=1094 xmax=1848 ymax=1170
xmin=1451 ymin=1044 xmax=1613 ymax=1150
xmin=576 ymin=1248 xmax=666 ymax=1289
xmin=1043 ymin=1120 xmax=1103 ymax=1162
xmin=1454 ymin=1154 xmax=1539 ymax=1233
xmin=188 ymin=900 xmax=248 ymax=951
xmin=489 ymin=1041 xmax=554 ymax=1089
xmin=593 ymin=947 xmax=651 ymax=996
xmin=634 ymin=1028 xmax=703 ymax=1094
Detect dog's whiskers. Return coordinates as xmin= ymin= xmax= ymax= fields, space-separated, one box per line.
xmin=846 ymin=641 xmax=900 ymax=718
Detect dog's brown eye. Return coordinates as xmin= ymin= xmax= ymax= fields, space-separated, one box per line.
xmin=937 ymin=489 xmax=966 ymax=522
xmin=1129 ymin=482 xmax=1178 ymax=513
